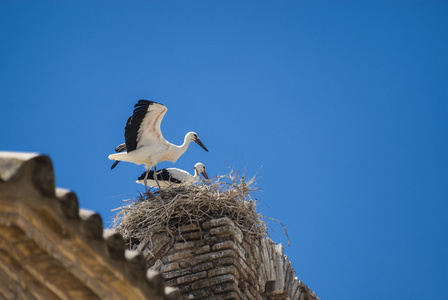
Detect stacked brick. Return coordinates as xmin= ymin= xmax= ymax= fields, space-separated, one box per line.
xmin=140 ymin=217 xmax=319 ymax=300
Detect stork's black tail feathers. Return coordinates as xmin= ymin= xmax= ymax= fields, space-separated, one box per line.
xmin=111 ymin=161 xmax=120 ymax=170
xmin=111 ymin=143 xmax=126 ymax=169
xmin=115 ymin=143 xmax=126 ymax=152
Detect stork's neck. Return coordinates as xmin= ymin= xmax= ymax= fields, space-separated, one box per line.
xmin=167 ymin=134 xmax=192 ymax=162
xmin=178 ymin=134 xmax=194 ymax=154
xmin=192 ymin=168 xmax=200 ymax=180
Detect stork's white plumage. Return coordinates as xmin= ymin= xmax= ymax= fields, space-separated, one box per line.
xmin=108 ymin=100 xmax=208 ymax=190
xmin=136 ymin=162 xmax=208 ymax=188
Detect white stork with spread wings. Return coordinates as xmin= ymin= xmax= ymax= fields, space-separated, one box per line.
xmin=108 ymin=100 xmax=208 ymax=190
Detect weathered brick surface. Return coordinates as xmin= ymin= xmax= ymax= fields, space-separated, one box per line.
xmin=191 ymin=261 xmax=214 ymax=273
xmin=190 ymin=249 xmax=237 ymax=266
xmin=164 ymin=268 xmax=194 ymax=281
xmin=210 ymin=225 xmax=243 ymax=243
xmin=179 ymin=223 xmax=200 ymax=233
xmin=208 ymin=265 xmax=238 ymax=278
xmin=164 ymin=249 xmax=196 ymax=264
xmin=183 ymin=288 xmax=214 ymax=299
xmin=160 ymin=262 xmax=179 ymax=273
xmin=173 ymin=241 xmax=195 ymax=251
xmin=145 ymin=216 xmax=320 ymax=300
xmin=175 ymin=231 xmax=202 ymax=241
xmin=205 ymin=291 xmax=239 ymax=300
xmin=190 ymin=274 xmax=236 ymax=290
xmin=166 ymin=271 xmax=208 ymax=286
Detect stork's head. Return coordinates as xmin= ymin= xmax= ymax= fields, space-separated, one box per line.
xmin=194 ymin=162 xmax=208 ymax=179
xmin=187 ymin=132 xmax=209 ymax=152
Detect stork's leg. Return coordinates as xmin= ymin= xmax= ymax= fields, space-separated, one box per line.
xmin=153 ymin=165 xmax=161 ymax=190
xmin=143 ymin=169 xmax=150 ymax=193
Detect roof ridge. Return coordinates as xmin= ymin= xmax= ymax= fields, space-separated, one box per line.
xmin=0 ymin=151 xmax=180 ymax=300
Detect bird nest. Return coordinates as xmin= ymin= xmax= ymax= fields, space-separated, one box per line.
xmin=112 ymin=170 xmax=281 ymax=250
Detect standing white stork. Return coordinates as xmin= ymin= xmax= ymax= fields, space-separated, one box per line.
xmin=108 ymin=100 xmax=208 ymax=190
xmin=136 ymin=162 xmax=208 ymax=188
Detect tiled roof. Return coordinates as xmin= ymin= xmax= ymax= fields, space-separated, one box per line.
xmin=0 ymin=151 xmax=180 ymax=300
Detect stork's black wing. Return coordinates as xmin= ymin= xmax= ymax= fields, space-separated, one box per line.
xmin=124 ymin=100 xmax=167 ymax=152
xmin=138 ymin=169 xmax=182 ymax=183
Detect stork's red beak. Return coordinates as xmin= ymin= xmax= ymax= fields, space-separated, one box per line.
xmin=201 ymin=171 xmax=209 ymax=180
xmin=195 ymin=138 xmax=209 ymax=152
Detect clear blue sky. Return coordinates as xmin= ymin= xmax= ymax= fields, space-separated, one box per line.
xmin=1 ymin=1 xmax=447 ymax=299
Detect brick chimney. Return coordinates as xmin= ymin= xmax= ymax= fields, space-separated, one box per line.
xmin=137 ymin=217 xmax=319 ymax=300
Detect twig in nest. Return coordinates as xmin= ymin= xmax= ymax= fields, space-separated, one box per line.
xmin=263 ymin=216 xmax=290 ymax=247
